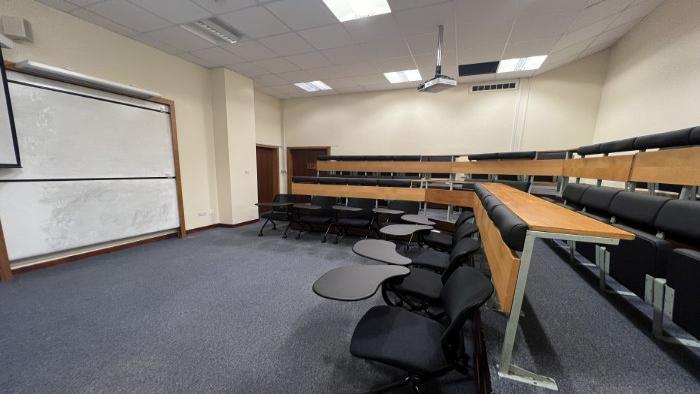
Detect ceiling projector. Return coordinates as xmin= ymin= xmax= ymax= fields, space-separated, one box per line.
xmin=418 ymin=25 xmax=457 ymax=93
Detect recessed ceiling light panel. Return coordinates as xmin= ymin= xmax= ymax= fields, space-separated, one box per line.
xmin=294 ymin=80 xmax=333 ymax=92
xmin=322 ymin=0 xmax=392 ymax=22
xmin=384 ymin=69 xmax=422 ymax=84
xmin=497 ymin=55 xmax=548 ymax=73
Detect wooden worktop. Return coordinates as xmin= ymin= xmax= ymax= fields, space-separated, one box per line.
xmin=482 ymin=183 xmax=634 ymax=240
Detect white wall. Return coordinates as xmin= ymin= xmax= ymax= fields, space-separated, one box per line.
xmin=283 ymin=51 xmax=609 ymax=156
xmin=0 ymin=0 xmax=219 ymax=230
xmin=593 ymin=0 xmax=700 ymax=142
xmin=254 ymin=91 xmax=285 ymax=193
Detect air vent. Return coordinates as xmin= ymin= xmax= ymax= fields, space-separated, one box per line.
xmin=471 ymin=82 xmax=518 ymax=93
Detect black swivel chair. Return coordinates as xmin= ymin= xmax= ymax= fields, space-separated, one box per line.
xmin=424 ymin=210 xmax=477 ymax=251
xmin=383 ymin=237 xmax=481 ymax=313
xmin=286 ymin=196 xmax=337 ymax=242
xmin=386 ymin=200 xmax=421 ymax=224
xmin=258 ymin=194 xmax=296 ymax=236
xmin=330 ymin=198 xmax=375 ymax=244
xmin=350 ymin=266 xmax=494 ymax=393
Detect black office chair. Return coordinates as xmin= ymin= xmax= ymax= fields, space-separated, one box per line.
xmin=385 ymin=200 xmax=421 ymax=224
xmin=330 ymin=198 xmax=375 ymax=244
xmin=423 ymin=210 xmax=476 ymax=251
xmin=286 ymin=196 xmax=336 ymax=242
xmin=258 ymin=194 xmax=296 ymax=237
xmin=383 ymin=237 xmax=481 ymax=313
xmin=350 ymin=266 xmax=494 ymax=393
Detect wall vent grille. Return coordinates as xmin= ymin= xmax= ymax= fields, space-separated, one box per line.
xmin=471 ymin=81 xmax=518 ymax=93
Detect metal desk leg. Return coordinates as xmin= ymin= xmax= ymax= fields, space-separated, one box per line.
xmin=497 ymin=234 xmax=559 ymax=391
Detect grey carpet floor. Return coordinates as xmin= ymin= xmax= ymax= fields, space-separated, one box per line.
xmin=0 ymin=225 xmax=475 ymax=394
xmin=1 ymin=225 xmax=698 ymax=393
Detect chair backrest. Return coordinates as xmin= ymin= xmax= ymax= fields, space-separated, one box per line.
xmin=345 ymin=198 xmax=375 ymax=219
xmin=454 ymin=210 xmax=473 ymax=227
xmin=608 ymin=191 xmax=670 ymax=231
xmin=310 ymin=196 xmax=337 ymax=216
xmin=453 ymin=222 xmax=477 ymax=245
xmin=442 ymin=238 xmax=481 ymax=283
xmin=387 ymin=200 xmax=420 ymax=214
xmin=439 ymin=266 xmax=494 ymax=362
xmin=562 ymin=183 xmax=590 ymax=205
xmin=654 ymin=199 xmax=700 ymax=245
xmin=272 ymin=194 xmax=296 ymax=212
xmin=579 ymin=186 xmax=622 ymax=216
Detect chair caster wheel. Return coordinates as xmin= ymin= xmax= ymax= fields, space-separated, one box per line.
xmin=282 ymin=234 xmax=288 ymax=239
xmin=322 ymin=238 xmax=327 ymax=243
xmin=258 ymin=233 xmax=263 ymax=237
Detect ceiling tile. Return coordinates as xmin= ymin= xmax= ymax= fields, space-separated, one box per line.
xmin=285 ymin=52 xmax=332 ymax=68
xmin=510 ymin=8 xmax=578 ymax=42
xmin=226 ymin=40 xmax=278 ymax=61
xmin=253 ymin=57 xmax=301 ymax=73
xmin=253 ymin=73 xmax=288 ymax=86
xmin=140 ymin=26 xmax=216 ymax=51
xmin=571 ymin=0 xmax=635 ymax=31
xmin=36 ymin=0 xmax=80 ymax=12
xmin=352 ymin=74 xmax=387 ymax=86
xmin=259 ymin=33 xmax=316 ymax=56
xmin=190 ymin=46 xmax=246 ymax=66
xmin=503 ymin=37 xmax=559 ymax=59
xmin=545 ymin=38 xmax=593 ymax=67
xmin=177 ymin=51 xmax=216 ymax=67
xmin=321 ymin=44 xmax=371 ymax=65
xmin=361 ymin=37 xmax=411 ymax=59
xmin=298 ymin=24 xmax=354 ymax=50
xmin=523 ymin=0 xmax=589 ymax=16
xmin=387 ymin=0 xmax=448 ymax=12
xmin=67 ymin=0 xmax=103 ymax=5
xmin=343 ymin=14 xmax=402 ymax=44
xmin=553 ymin=15 xmax=615 ymax=51
xmin=334 ymin=85 xmax=367 ymax=94
xmin=406 ymin=31 xmax=455 ymax=55
xmin=264 ymin=0 xmax=338 ymax=30
xmin=228 ymin=62 xmax=271 ymax=77
xmin=190 ymin=0 xmax=256 ymax=14
xmin=457 ymin=43 xmax=503 ymax=65
xmin=276 ymin=69 xmax=313 ymax=83
xmin=69 ymin=8 xmax=138 ymax=37
xmin=87 ymin=0 xmax=171 ymax=33
xmin=322 ymin=76 xmax=361 ymax=88
xmin=608 ymin=0 xmax=661 ymax=29
xmin=132 ymin=31 xmax=181 ymax=54
xmin=394 ymin=2 xmax=455 ymax=36
xmin=128 ymin=0 xmax=211 ymax=24
xmin=217 ymin=6 xmax=290 ymax=39
xmin=373 ymin=56 xmax=418 ymax=73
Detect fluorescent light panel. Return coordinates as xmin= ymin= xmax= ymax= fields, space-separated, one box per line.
xmin=322 ymin=0 xmax=392 ymax=22
xmin=497 ymin=55 xmax=548 ymax=73
xmin=182 ymin=19 xmax=239 ymax=45
xmin=384 ymin=69 xmax=422 ymax=84
xmin=294 ymin=80 xmax=332 ymax=92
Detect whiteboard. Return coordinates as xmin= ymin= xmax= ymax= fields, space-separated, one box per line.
xmin=0 ymin=179 xmax=179 ymax=260
xmin=0 ymin=78 xmax=174 ymax=179
xmin=0 ymin=52 xmax=19 ymax=167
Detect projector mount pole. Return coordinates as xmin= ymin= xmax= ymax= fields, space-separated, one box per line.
xmin=435 ymin=24 xmax=444 ymax=76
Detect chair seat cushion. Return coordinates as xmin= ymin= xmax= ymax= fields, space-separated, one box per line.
xmin=260 ymin=211 xmax=288 ymax=221
xmin=406 ymin=248 xmax=449 ymax=271
xmin=350 ymin=305 xmax=448 ymax=374
xmin=299 ymin=215 xmax=332 ymax=225
xmin=424 ymin=231 xmax=452 ymax=248
xmin=666 ymin=249 xmax=700 ymax=338
xmin=337 ymin=218 xmax=371 ymax=227
xmin=391 ymin=268 xmax=442 ymax=301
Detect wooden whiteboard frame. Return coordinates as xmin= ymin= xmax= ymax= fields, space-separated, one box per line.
xmin=0 ymin=51 xmax=20 ymax=168
xmin=0 ymin=62 xmax=186 ymax=279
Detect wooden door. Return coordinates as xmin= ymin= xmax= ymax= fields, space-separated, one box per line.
xmin=256 ymin=145 xmax=279 ymax=214
xmin=287 ymin=147 xmax=330 ymax=197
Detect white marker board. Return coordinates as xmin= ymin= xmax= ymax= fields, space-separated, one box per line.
xmin=0 ymin=50 xmax=19 ymax=167
xmin=0 ymin=71 xmax=179 ymax=261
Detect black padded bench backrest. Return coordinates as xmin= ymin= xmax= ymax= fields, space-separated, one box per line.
xmin=469 ymin=153 xmax=499 ymax=161
xmin=474 ymin=184 xmax=528 ymax=251
xmin=633 ymin=127 xmax=695 ymax=150
xmin=292 ymin=176 xmax=318 ymax=183
xmin=691 ymin=126 xmax=700 ymax=144
xmin=654 ymin=200 xmax=700 ymax=244
xmin=576 ymin=144 xmax=601 ymax=156
xmin=562 ymin=183 xmax=590 ymax=205
xmin=498 ymin=151 xmax=536 ymax=160
xmin=579 ymin=186 xmax=622 ymax=214
xmin=599 ymin=137 xmax=637 ymax=154
xmin=608 ymin=191 xmax=671 ymax=231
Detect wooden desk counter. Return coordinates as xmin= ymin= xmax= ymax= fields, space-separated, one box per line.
xmin=482 ymin=183 xmax=634 ymax=240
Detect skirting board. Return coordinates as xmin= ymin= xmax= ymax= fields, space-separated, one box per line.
xmin=9 ymin=219 xmax=261 ymax=276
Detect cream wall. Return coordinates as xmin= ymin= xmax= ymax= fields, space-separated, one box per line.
xmin=283 ymin=51 xmax=610 ymax=157
xmin=0 ymin=0 xmax=219 ymax=229
xmin=593 ymin=0 xmax=700 ymax=142
xmin=254 ymin=91 xmax=285 ymax=193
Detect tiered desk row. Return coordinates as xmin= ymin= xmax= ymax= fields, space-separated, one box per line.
xmin=291 ymin=126 xmax=700 ymax=390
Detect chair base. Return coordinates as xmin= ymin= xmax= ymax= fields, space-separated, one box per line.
xmin=366 ymin=365 xmax=454 ymax=394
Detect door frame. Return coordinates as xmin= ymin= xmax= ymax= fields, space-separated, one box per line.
xmin=256 ymin=144 xmax=280 ymax=198
xmin=286 ymin=146 xmax=331 ymax=192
